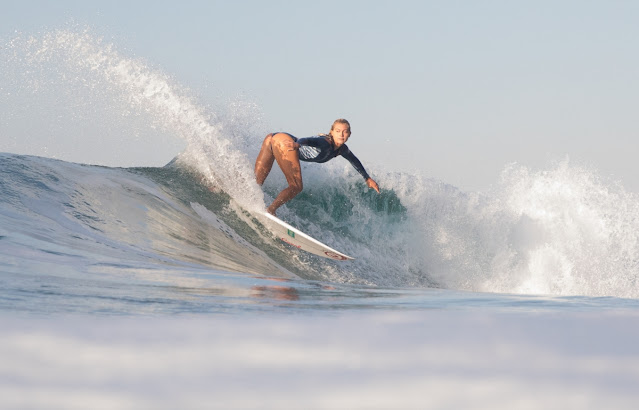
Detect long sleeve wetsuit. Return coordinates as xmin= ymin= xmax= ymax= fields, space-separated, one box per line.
xmin=292 ymin=135 xmax=371 ymax=181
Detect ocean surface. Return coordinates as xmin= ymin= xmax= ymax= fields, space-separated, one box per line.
xmin=2 ymin=29 xmax=639 ymax=409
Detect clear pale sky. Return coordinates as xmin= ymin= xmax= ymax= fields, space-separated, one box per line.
xmin=2 ymin=0 xmax=638 ymax=192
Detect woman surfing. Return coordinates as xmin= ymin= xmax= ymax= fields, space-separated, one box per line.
xmin=255 ymin=118 xmax=380 ymax=216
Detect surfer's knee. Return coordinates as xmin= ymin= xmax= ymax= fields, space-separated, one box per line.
xmin=289 ymin=179 xmax=303 ymax=195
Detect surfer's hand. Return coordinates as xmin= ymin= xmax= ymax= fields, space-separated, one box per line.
xmin=366 ymin=178 xmax=380 ymax=194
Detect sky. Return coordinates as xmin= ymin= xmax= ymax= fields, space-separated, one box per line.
xmin=1 ymin=0 xmax=639 ymax=192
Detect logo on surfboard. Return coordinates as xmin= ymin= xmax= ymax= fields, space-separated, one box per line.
xmin=324 ymin=251 xmax=349 ymax=261
xmin=280 ymin=236 xmax=301 ymax=249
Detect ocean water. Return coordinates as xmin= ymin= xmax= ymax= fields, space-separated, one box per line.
xmin=2 ymin=29 xmax=639 ymax=409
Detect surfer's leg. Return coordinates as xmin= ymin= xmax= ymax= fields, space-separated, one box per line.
xmin=255 ymin=133 xmax=276 ymax=185
xmin=267 ymin=133 xmax=303 ymax=215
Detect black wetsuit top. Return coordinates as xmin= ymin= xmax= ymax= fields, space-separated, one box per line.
xmin=291 ymin=135 xmax=370 ymax=181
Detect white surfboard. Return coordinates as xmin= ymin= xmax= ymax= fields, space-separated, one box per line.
xmin=262 ymin=212 xmax=354 ymax=261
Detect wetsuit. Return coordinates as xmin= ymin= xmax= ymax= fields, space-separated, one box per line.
xmin=285 ymin=134 xmax=371 ymax=181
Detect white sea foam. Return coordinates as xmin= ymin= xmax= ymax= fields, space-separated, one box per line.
xmin=406 ymin=159 xmax=639 ymax=297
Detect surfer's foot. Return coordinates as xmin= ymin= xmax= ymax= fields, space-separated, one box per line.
xmin=266 ymin=206 xmax=277 ymax=216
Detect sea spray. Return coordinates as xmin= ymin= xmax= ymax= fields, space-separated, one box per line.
xmin=1 ymin=28 xmax=266 ymax=211
xmin=493 ymin=160 xmax=639 ymax=296
xmin=398 ymin=159 xmax=639 ymax=297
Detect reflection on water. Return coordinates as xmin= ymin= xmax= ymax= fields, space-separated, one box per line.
xmin=4 ymin=256 xmax=639 ymax=315
xmin=252 ymin=285 xmax=300 ymax=301
xmin=251 ymin=277 xmax=299 ymax=301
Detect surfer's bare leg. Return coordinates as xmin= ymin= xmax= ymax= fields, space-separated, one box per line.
xmin=267 ymin=133 xmax=303 ymax=215
xmin=255 ymin=133 xmax=276 ymax=185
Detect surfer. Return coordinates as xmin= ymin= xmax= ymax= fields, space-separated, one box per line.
xmin=255 ymin=118 xmax=380 ymax=216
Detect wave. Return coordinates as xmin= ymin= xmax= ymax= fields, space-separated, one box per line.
xmin=3 ymin=152 xmax=639 ymax=298
xmin=2 ymin=28 xmax=639 ymax=298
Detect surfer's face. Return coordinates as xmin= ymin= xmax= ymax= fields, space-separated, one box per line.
xmin=331 ymin=123 xmax=351 ymax=148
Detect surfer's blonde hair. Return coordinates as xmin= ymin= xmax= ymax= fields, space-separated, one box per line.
xmin=330 ymin=118 xmax=351 ymax=134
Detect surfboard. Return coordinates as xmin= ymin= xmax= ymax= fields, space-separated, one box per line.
xmin=262 ymin=212 xmax=354 ymax=261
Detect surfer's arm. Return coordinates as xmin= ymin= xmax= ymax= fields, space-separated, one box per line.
xmin=341 ymin=147 xmax=380 ymax=193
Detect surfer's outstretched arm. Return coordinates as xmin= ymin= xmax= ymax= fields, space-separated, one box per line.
xmin=340 ymin=146 xmax=380 ymax=194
